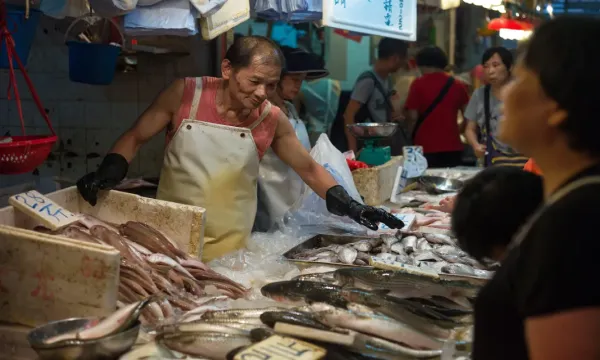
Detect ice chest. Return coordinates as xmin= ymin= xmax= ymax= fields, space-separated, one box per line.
xmin=0 ymin=187 xmax=206 ymax=327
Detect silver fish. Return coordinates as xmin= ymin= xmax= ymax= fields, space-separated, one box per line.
xmin=442 ymin=263 xmax=476 ymax=276
xmin=425 ymin=233 xmax=455 ymax=246
xmin=381 ymin=234 xmax=399 ymax=247
xmin=416 ymin=238 xmax=433 ymax=251
xmin=369 ymin=237 xmax=384 ymax=248
xmin=473 ymin=269 xmax=494 ymax=279
xmin=402 ymin=236 xmax=417 ymax=254
xmin=356 ymin=251 xmax=371 ymax=262
xmin=354 ymin=259 xmax=369 ymax=266
xmin=201 ymin=307 xmax=284 ymax=320
xmin=293 ymin=272 xmax=338 ymax=284
xmin=160 ymin=332 xmax=251 ymax=359
xmin=310 ymin=303 xmax=444 ymax=350
xmin=358 ymin=332 xmax=443 ymax=359
xmin=436 ymin=245 xmax=466 ymax=257
xmin=337 ymin=247 xmax=358 ymax=264
xmin=352 ymin=240 xmax=372 ymax=252
xmin=160 ymin=322 xmax=250 ymax=335
xmin=414 ymin=251 xmax=443 ymax=262
xmin=390 ymin=242 xmax=405 ymax=254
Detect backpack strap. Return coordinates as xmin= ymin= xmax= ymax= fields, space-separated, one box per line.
xmin=411 ymin=76 xmax=455 ymax=140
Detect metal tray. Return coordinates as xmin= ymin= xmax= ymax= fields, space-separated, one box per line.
xmin=282 ymin=234 xmax=379 ymax=269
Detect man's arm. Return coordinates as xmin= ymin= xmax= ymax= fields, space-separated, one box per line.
xmin=271 ymin=112 xmax=404 ymax=231
xmin=112 ymin=78 xmax=185 ymax=162
xmin=76 ymin=79 xmax=184 ymax=206
xmin=344 ymin=78 xmax=374 ymax=153
xmin=271 ymin=112 xmax=337 ymax=198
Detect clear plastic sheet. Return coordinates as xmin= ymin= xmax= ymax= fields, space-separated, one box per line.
xmin=208 ymin=231 xmax=310 ymax=299
xmin=277 ymin=134 xmax=368 ymax=237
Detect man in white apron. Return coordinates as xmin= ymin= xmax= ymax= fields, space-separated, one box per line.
xmin=76 ymin=36 xmax=404 ymax=262
xmin=255 ymin=47 xmax=328 ymax=231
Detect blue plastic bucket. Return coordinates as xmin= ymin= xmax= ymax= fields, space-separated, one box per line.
xmin=67 ymin=41 xmax=121 ymax=85
xmin=0 ymin=6 xmax=41 ymax=69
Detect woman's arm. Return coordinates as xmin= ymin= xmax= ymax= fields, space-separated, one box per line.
xmin=526 ymin=308 xmax=600 ymax=360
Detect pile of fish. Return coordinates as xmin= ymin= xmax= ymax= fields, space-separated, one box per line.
xmin=141 ymin=272 xmax=475 ymax=359
xmin=290 ymin=232 xmax=495 ymax=280
xmin=35 ymin=215 xmax=247 ymax=324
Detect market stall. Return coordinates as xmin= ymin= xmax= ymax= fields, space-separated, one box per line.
xmin=0 ymin=0 xmax=507 ymax=356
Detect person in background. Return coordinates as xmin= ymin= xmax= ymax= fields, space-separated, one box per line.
xmin=343 ymin=38 xmax=409 ymax=154
xmin=451 ymin=166 xmax=543 ymax=262
xmin=255 ymin=47 xmax=328 ymax=231
xmin=473 ymin=16 xmax=600 ymax=360
xmin=464 ymin=47 xmax=528 ymax=167
xmin=295 ymin=56 xmax=341 ymax=146
xmin=426 ymin=158 xmax=542 ymax=213
xmin=404 ymin=46 xmax=470 ymax=168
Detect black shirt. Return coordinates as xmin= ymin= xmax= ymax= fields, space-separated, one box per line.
xmin=473 ymin=164 xmax=600 ymax=360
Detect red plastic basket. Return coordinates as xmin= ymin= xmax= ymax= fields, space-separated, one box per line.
xmin=0 ymin=2 xmax=57 ymax=175
xmin=0 ymin=135 xmax=58 ymax=174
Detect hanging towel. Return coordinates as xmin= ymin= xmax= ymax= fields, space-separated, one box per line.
xmin=124 ymin=0 xmax=198 ymax=37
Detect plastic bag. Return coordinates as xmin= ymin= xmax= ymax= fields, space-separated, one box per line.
xmin=124 ymin=0 xmax=198 ymax=37
xmin=280 ymin=134 xmax=368 ymax=236
xmin=208 ymin=231 xmax=310 ymax=299
xmin=40 ymin=0 xmax=89 ymax=19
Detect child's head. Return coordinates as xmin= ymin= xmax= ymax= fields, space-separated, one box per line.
xmin=451 ymin=167 xmax=543 ymax=262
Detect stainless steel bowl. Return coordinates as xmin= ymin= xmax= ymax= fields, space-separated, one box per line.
xmin=346 ymin=123 xmax=398 ymax=140
xmin=419 ymin=175 xmax=464 ymax=194
xmin=27 ymin=317 xmax=140 ymax=360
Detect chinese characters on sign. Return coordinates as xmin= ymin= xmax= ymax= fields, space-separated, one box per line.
xmin=398 ymin=0 xmax=404 ymax=29
xmin=384 ymin=0 xmax=393 ymax=26
xmin=334 ymin=0 xmax=347 ymax=8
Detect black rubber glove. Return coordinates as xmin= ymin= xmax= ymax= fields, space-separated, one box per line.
xmin=326 ymin=185 xmax=404 ymax=231
xmin=77 ymin=153 xmax=129 ymax=206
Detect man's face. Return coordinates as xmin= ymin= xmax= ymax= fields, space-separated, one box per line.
xmin=390 ymin=54 xmax=408 ymax=72
xmin=222 ymin=56 xmax=281 ymax=110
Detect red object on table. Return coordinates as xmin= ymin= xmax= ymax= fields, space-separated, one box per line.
xmin=0 ymin=1 xmax=57 ymax=175
xmin=346 ymin=159 xmax=369 ymax=171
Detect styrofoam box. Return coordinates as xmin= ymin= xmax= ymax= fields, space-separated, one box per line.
xmin=323 ymin=0 xmax=417 ymax=41
xmin=0 ymin=187 xmax=206 ymax=327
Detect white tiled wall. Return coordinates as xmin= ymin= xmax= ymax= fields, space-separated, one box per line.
xmin=1 ymin=15 xmax=214 ymax=188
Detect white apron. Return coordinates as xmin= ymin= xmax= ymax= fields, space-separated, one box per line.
xmin=257 ymin=102 xmax=310 ymax=230
xmin=156 ymin=80 xmax=272 ymax=262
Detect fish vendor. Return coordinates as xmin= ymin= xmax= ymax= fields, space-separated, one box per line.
xmin=76 ymin=36 xmax=404 ymax=262
xmin=255 ymin=46 xmax=327 ymax=231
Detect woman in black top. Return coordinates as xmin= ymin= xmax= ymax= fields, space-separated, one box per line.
xmin=472 ymin=16 xmax=600 ymax=360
